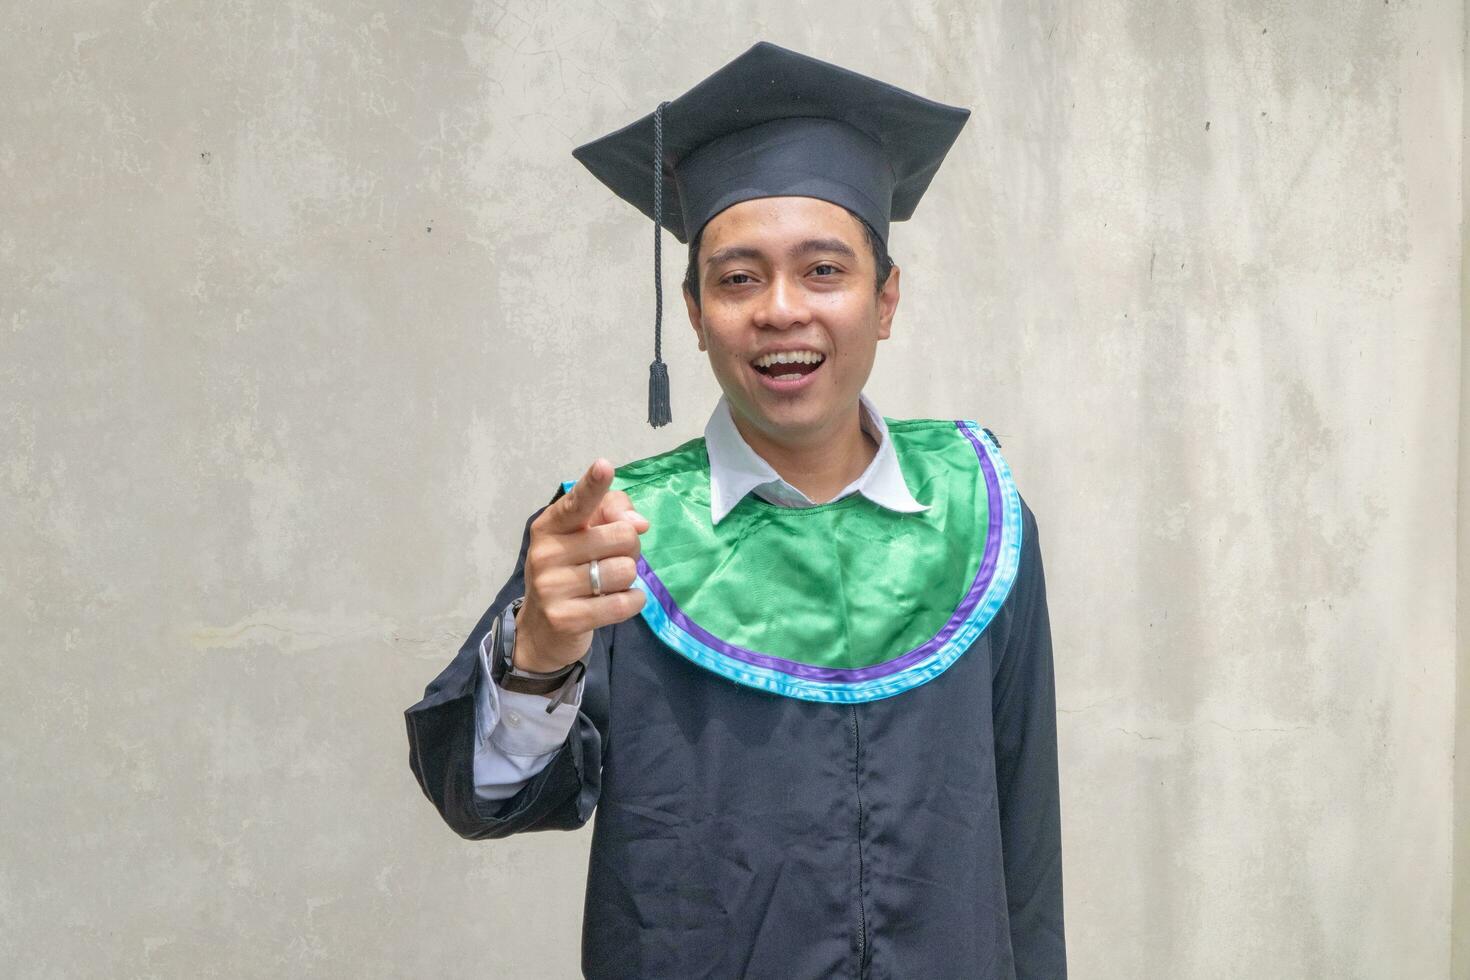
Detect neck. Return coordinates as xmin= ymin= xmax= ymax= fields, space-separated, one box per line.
xmin=730 ymin=401 xmax=879 ymax=504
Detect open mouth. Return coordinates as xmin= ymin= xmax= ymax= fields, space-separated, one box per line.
xmin=751 ymin=350 xmax=826 ymax=381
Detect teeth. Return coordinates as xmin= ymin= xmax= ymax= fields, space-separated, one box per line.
xmin=753 ymin=350 xmax=825 ymax=368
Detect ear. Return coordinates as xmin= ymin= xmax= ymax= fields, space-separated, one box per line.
xmin=683 ymin=283 xmax=706 ymax=351
xmin=876 ymin=264 xmax=900 ymax=341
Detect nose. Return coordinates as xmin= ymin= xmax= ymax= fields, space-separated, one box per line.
xmin=754 ymin=272 xmax=810 ymax=330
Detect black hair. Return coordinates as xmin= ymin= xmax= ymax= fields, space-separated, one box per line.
xmin=682 ymin=205 xmax=894 ymax=308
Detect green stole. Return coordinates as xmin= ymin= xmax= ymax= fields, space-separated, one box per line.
xmin=563 ymin=418 xmax=1022 ymax=703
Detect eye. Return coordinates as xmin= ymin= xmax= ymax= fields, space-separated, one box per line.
xmin=720 ymin=272 xmax=755 ymax=286
xmin=811 ymin=263 xmax=841 ymax=277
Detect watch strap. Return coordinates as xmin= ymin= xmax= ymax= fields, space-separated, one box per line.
xmin=492 ymin=598 xmax=587 ymax=710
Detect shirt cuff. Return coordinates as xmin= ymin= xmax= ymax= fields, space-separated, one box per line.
xmin=475 ymin=627 xmax=584 ymax=755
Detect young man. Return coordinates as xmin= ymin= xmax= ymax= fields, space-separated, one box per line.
xmin=405 ymin=42 xmax=1067 ymax=979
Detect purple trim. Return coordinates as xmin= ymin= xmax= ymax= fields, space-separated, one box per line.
xmin=635 ymin=422 xmax=1003 ymax=682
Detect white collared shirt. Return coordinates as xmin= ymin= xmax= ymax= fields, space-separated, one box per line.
xmin=472 ymin=393 xmax=927 ymax=802
xmin=704 ymin=392 xmax=930 ymax=524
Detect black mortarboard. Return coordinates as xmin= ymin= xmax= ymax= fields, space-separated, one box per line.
xmin=572 ymin=41 xmax=970 ymax=428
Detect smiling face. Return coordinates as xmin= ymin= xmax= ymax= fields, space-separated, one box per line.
xmin=683 ymin=196 xmax=900 ymax=451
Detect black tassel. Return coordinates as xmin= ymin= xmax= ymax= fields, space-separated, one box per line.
xmin=647 ymin=99 xmax=673 ymax=429
xmin=648 ymin=358 xmax=671 ymax=427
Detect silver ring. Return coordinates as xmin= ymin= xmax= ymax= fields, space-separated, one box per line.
xmin=588 ymin=558 xmax=602 ymax=596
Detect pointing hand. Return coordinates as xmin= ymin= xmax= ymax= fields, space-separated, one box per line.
xmin=514 ymin=458 xmax=650 ymax=673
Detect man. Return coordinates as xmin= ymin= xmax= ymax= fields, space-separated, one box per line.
xmin=405 ymin=41 xmax=1067 ymax=979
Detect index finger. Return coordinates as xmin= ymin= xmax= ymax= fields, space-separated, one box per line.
xmin=541 ymin=458 xmax=614 ymax=534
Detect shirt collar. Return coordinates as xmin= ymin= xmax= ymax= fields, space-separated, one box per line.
xmin=704 ymin=392 xmax=932 ymax=525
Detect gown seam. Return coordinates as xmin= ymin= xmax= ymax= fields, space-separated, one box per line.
xmin=851 ymin=705 xmax=870 ymax=978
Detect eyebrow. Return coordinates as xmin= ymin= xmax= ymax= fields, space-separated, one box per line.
xmin=703 ymin=237 xmax=858 ymax=269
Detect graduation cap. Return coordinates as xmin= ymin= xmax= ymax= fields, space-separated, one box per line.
xmin=572 ymin=40 xmax=970 ymax=429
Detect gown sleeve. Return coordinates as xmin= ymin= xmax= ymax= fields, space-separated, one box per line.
xmin=403 ymin=485 xmax=608 ymax=840
xmin=990 ymin=497 xmax=1068 ymax=978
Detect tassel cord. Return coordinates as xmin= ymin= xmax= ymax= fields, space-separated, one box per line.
xmin=648 ymin=100 xmax=673 ymax=428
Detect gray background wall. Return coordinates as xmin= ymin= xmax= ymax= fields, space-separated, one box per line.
xmin=2 ymin=1 xmax=1462 ymax=977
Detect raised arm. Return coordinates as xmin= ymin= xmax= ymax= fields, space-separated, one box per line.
xmin=403 ymin=493 xmax=599 ymax=839
xmin=403 ymin=459 xmax=648 ymax=839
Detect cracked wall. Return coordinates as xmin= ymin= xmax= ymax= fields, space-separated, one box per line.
xmin=0 ymin=2 xmax=1461 ymax=977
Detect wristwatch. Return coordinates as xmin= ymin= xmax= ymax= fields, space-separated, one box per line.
xmin=490 ymin=596 xmax=586 ymax=712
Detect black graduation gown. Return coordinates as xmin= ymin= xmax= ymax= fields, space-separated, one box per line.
xmin=404 ymin=487 xmax=1067 ymax=979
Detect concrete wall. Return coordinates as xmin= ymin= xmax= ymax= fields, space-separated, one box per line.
xmin=1455 ymin=4 xmax=1469 ymax=978
xmin=2 ymin=2 xmax=1460 ymax=977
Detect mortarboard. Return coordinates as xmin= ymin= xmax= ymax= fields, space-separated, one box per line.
xmin=572 ymin=40 xmax=970 ymax=429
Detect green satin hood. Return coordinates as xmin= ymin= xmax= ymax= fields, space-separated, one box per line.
xmin=562 ymin=418 xmax=1022 ymax=703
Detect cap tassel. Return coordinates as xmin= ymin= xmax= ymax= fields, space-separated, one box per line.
xmin=647 ymin=358 xmax=671 ymax=427
xmin=647 ymin=99 xmax=673 ymax=429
